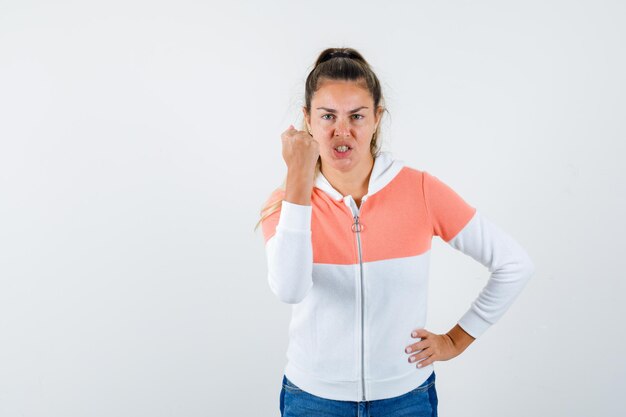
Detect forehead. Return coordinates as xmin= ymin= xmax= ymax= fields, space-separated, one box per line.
xmin=312 ymin=79 xmax=373 ymax=108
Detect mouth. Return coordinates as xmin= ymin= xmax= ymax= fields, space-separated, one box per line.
xmin=333 ymin=144 xmax=353 ymax=158
xmin=333 ymin=144 xmax=352 ymax=153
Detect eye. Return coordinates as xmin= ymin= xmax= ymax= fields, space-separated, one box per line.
xmin=321 ymin=114 xmax=364 ymax=120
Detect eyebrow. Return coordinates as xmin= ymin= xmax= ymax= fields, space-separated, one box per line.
xmin=316 ymin=106 xmax=369 ymax=113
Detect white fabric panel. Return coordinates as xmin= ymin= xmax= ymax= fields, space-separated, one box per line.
xmin=448 ymin=210 xmax=535 ymax=338
xmin=265 ymin=201 xmax=313 ymax=304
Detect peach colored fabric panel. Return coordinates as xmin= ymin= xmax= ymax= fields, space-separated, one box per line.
xmin=357 ymin=167 xmax=433 ymax=263
xmin=422 ymin=171 xmax=476 ymax=242
xmin=309 ymin=168 xmax=433 ymax=264
xmin=261 ymin=168 xmax=474 ymax=262
xmin=261 ymin=188 xmax=285 ymax=243
xmin=310 ymin=188 xmax=359 ymax=264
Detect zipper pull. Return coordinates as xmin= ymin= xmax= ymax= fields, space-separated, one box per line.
xmin=351 ymin=215 xmax=363 ymax=232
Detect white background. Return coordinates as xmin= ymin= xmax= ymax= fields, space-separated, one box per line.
xmin=1 ymin=0 xmax=624 ymax=416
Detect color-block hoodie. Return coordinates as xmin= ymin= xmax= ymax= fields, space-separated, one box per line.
xmin=261 ymin=151 xmax=534 ymax=402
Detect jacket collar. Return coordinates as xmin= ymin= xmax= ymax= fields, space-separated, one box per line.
xmin=313 ymin=151 xmax=404 ymax=201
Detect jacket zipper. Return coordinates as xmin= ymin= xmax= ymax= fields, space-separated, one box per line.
xmin=349 ymin=196 xmax=367 ymax=401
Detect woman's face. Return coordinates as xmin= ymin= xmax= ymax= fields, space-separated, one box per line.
xmin=304 ymin=79 xmax=382 ymax=174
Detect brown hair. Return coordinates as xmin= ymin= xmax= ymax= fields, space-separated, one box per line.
xmin=254 ymin=47 xmax=388 ymax=232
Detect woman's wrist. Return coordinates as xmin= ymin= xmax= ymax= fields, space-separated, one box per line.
xmin=446 ymin=324 xmax=475 ymax=354
xmin=285 ymin=172 xmax=314 ymax=205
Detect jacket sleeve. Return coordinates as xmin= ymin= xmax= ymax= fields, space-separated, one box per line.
xmin=261 ymin=191 xmax=314 ymax=304
xmin=422 ymin=171 xmax=535 ymax=339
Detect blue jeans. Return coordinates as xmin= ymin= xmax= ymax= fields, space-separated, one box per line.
xmin=279 ymin=371 xmax=438 ymax=417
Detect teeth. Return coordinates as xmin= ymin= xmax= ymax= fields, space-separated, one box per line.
xmin=335 ymin=145 xmax=350 ymax=152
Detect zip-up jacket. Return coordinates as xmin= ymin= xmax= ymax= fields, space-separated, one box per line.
xmin=261 ymin=151 xmax=535 ymax=402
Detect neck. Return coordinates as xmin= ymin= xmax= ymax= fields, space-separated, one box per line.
xmin=321 ymin=154 xmax=375 ymax=199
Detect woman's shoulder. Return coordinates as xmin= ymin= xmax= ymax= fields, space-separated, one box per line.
xmin=393 ymin=164 xmax=455 ymax=194
xmin=395 ymin=162 xmax=438 ymax=182
xmin=392 ymin=162 xmax=428 ymax=183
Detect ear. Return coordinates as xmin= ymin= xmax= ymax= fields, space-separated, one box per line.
xmin=374 ymin=105 xmax=384 ymax=130
xmin=302 ymin=106 xmax=311 ymax=131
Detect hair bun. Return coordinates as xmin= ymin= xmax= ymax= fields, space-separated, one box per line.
xmin=316 ymin=48 xmax=361 ymax=66
xmin=329 ymin=50 xmax=353 ymax=59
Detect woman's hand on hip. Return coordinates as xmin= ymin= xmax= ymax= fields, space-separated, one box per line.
xmin=404 ymin=326 xmax=475 ymax=368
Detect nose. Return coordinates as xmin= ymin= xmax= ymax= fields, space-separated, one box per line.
xmin=334 ymin=119 xmax=351 ymax=137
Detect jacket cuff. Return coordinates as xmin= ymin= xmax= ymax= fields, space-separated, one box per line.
xmin=457 ymin=309 xmax=493 ymax=339
xmin=277 ymin=200 xmax=312 ymax=231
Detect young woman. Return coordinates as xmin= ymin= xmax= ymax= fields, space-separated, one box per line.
xmin=256 ymin=47 xmax=534 ymax=417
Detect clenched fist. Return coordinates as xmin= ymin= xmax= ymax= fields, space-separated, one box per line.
xmin=281 ymin=125 xmax=320 ymax=178
xmin=281 ymin=125 xmax=320 ymax=206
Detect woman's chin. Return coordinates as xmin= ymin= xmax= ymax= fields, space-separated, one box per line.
xmin=323 ymin=157 xmax=355 ymax=172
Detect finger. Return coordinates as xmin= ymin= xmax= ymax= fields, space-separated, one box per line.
xmin=411 ymin=328 xmax=430 ymax=339
xmin=287 ymin=130 xmax=310 ymax=142
xmin=416 ymin=353 xmax=435 ymax=368
xmin=408 ymin=347 xmax=432 ymax=364
xmin=405 ymin=339 xmax=429 ymax=354
xmin=282 ymin=125 xmax=296 ymax=136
